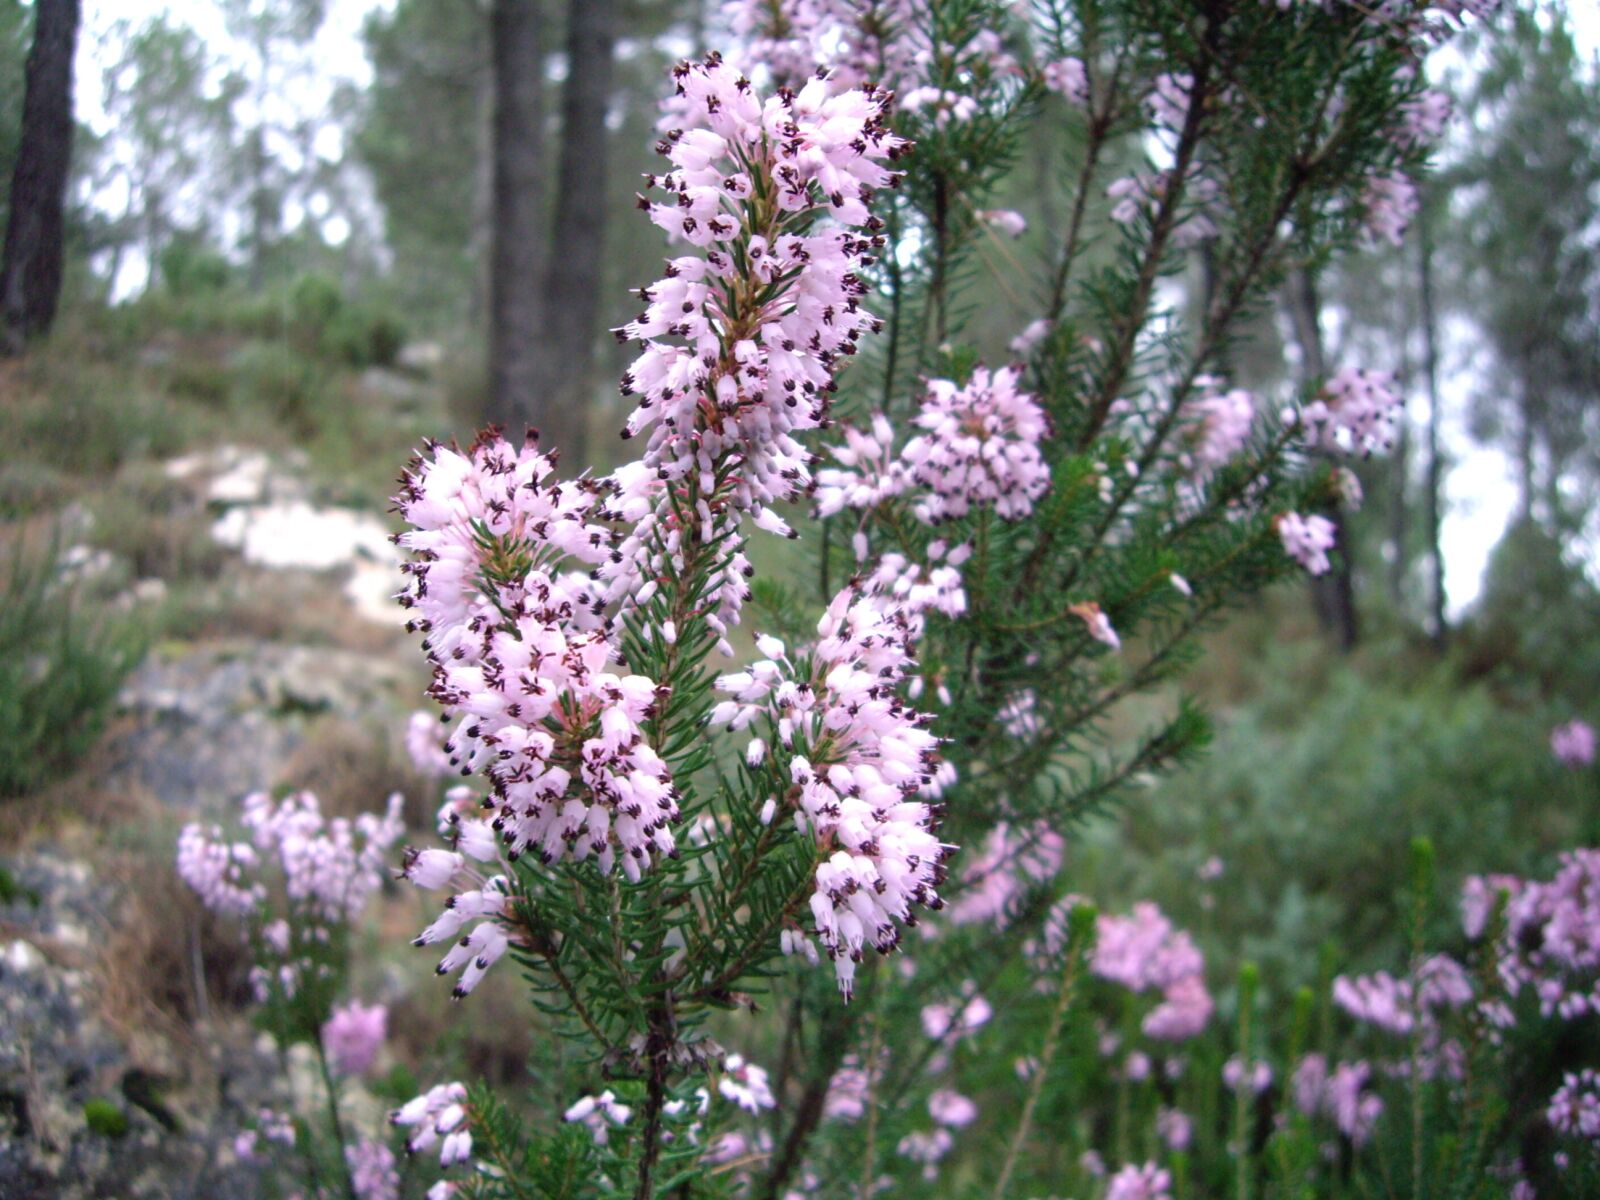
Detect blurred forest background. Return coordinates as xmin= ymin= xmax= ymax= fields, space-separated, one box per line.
xmin=0 ymin=0 xmax=1598 ymax=1190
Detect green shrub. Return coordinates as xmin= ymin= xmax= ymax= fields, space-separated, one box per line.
xmin=228 ymin=342 xmax=335 ymax=438
xmin=0 ymin=539 xmax=144 ymax=799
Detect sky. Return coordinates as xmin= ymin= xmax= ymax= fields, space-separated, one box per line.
xmin=63 ymin=0 xmax=1600 ymax=617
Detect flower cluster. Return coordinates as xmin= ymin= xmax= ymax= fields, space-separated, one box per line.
xmin=1292 ymin=1054 xmax=1384 ymax=1146
xmin=722 ymin=0 xmax=927 ymax=93
xmin=323 ymin=1000 xmax=387 ymax=1077
xmin=900 ymin=367 xmax=1051 ymax=523
xmin=563 ymin=1090 xmax=634 ymax=1145
xmin=1105 ymin=1161 xmax=1174 ymax=1200
xmin=713 ymin=581 xmax=952 ymax=996
xmin=1551 ymin=719 xmax=1597 ymax=768
xmin=1297 ymin=366 xmax=1402 ymax=457
xmin=1181 ymin=375 xmax=1255 ymax=472
xmin=392 ymin=433 xmax=682 ymax=1004
xmin=1042 ymin=56 xmax=1089 ymax=104
xmin=178 ymin=791 xmax=404 ymax=1006
xmin=392 ymin=1081 xmax=474 ymax=1168
xmin=1277 ymin=512 xmax=1337 ymax=576
xmin=1362 ymin=170 xmax=1419 ymax=246
xmin=616 ymin=56 xmax=903 ymax=532
xmin=944 ymin=820 xmax=1064 ymax=929
xmin=346 ymin=1139 xmax=400 ymax=1200
xmin=1548 ymin=1068 xmax=1600 ymax=1146
xmin=1468 ymin=848 xmax=1600 ymax=1019
xmin=1034 ymin=899 xmax=1213 ymax=1041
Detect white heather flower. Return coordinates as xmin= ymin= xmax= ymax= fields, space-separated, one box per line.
xmin=391 ymin=1082 xmax=473 ymax=1168
xmin=1277 ymin=512 xmax=1337 ymax=576
xmin=564 ymin=1090 xmax=632 ymax=1145
xmin=979 ymin=209 xmax=1027 ymax=238
xmin=901 ymin=366 xmax=1052 ymax=523
xmin=718 ymin=1054 xmax=777 ymax=1112
xmin=1069 ymin=601 xmax=1121 ymax=650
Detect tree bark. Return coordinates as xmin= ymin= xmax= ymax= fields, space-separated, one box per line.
xmin=1285 ymin=268 xmax=1359 ymax=652
xmin=488 ymin=0 xmax=547 ymax=431
xmin=1417 ymin=210 xmax=1447 ymax=649
xmin=529 ymin=0 xmax=615 ymax=469
xmin=0 ymin=0 xmax=80 ymax=356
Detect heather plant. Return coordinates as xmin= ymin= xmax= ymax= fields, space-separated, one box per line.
xmin=178 ymin=789 xmax=406 ymax=1199
xmin=187 ymin=0 xmax=1522 ymax=1196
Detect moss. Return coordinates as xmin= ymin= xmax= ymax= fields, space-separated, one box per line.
xmin=82 ymin=1098 xmax=129 ymax=1138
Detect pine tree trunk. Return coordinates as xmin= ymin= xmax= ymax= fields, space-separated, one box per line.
xmin=1285 ymin=268 xmax=1359 ymax=652
xmin=1418 ymin=211 xmax=1447 ymax=649
xmin=0 ymin=0 xmax=80 ymax=356
xmin=529 ymin=0 xmax=615 ymax=469
xmin=488 ymin=0 xmax=547 ymax=431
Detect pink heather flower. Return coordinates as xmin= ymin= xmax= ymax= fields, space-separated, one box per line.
xmin=1551 ymin=720 xmax=1597 ymax=768
xmin=921 ymin=988 xmax=993 ymax=1041
xmin=929 ymin=1089 xmax=978 ymax=1128
xmin=1108 ymin=169 xmax=1221 ymax=246
xmin=176 ymin=825 xmax=264 ymax=918
xmin=1146 ymin=72 xmax=1194 ymax=132
xmin=824 ymin=1061 xmax=871 ymax=1122
xmin=897 ymin=1128 xmax=954 ymax=1181
xmin=1277 ymin=512 xmax=1337 ymax=576
xmin=813 ymin=413 xmax=913 ymax=519
xmin=1362 ymin=171 xmax=1419 ymax=246
xmin=323 ymin=1000 xmax=387 ymax=1077
xmin=1034 ymin=899 xmax=1213 ymax=1041
xmin=233 ymin=1130 xmax=258 ymax=1162
xmin=391 ymin=1082 xmax=473 ymax=1167
xmin=179 ymin=790 xmax=404 ymax=996
xmin=945 ymin=820 xmax=1063 ymax=928
xmin=1333 ymin=971 xmax=1414 ymax=1034
xmin=901 ymin=86 xmax=980 ymax=128
xmin=1041 ymin=57 xmax=1088 ymax=104
xmin=1460 ymin=873 xmax=1523 ymax=939
xmin=1080 ymin=1149 xmax=1107 ymax=1177
xmin=1296 ymin=366 xmax=1402 ymax=457
xmin=616 ymin=58 xmax=903 ymax=533
xmin=564 ymin=1090 xmax=633 ymax=1145
xmin=979 ymin=209 xmax=1027 ymax=238
xmin=1156 ymin=1107 xmax=1192 ymax=1152
xmin=1390 ymin=88 xmax=1452 ymax=150
xmin=1477 ymin=849 xmax=1600 ymax=1019
xmin=901 ymin=366 xmax=1052 ymax=523
xmin=1223 ymin=1056 xmax=1273 ymax=1095
xmin=714 ymin=580 xmax=953 ymax=997
xmin=405 ymin=710 xmax=453 ymax=778
xmin=719 ymin=1055 xmax=776 ymax=1113
xmin=1292 ymin=1053 xmax=1329 ymax=1116
xmin=1327 ymin=1061 xmax=1384 ymax=1145
xmin=394 ymin=433 xmax=679 ymax=893
xmin=1197 ymin=856 xmax=1224 ymax=882
xmin=1549 ymin=1069 xmax=1600 ymax=1143
xmin=1182 ymin=375 xmax=1254 ymax=472
xmin=1106 ymin=1161 xmax=1174 ymax=1200
xmin=346 ymin=1139 xmax=400 ymax=1200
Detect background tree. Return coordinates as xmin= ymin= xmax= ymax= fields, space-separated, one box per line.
xmin=487 ymin=0 xmax=546 ymax=432
xmin=1456 ymin=5 xmax=1600 ymax=536
xmin=0 ymin=0 xmax=80 ymax=354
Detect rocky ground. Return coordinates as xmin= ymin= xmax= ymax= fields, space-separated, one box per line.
xmin=0 ymin=423 xmax=432 ymax=1198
